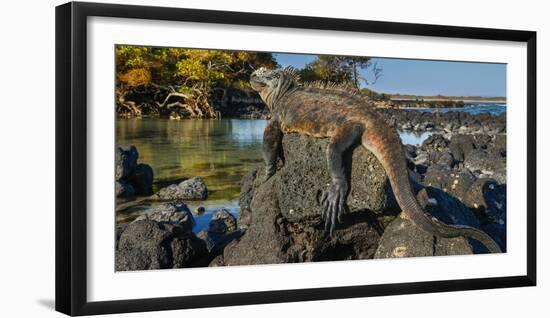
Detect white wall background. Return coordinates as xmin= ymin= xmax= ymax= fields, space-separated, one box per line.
xmin=0 ymin=0 xmax=546 ymax=317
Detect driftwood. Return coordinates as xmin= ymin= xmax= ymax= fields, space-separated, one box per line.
xmin=116 ymin=88 xmax=142 ymax=117
xmin=116 ymin=83 xmax=219 ymax=118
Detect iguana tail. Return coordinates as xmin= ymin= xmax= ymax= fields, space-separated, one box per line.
xmin=361 ymin=125 xmax=502 ymax=253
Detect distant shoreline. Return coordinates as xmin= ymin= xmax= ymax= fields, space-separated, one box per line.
xmin=461 ymin=100 xmax=507 ymax=103
xmin=390 ymin=97 xmax=506 ymax=103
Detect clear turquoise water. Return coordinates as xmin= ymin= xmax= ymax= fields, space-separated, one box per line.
xmin=116 ymin=119 xmax=266 ymax=230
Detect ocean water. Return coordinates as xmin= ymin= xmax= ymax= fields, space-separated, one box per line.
xmin=401 ymin=102 xmax=506 ymax=116
xmin=399 ymin=130 xmax=434 ymax=146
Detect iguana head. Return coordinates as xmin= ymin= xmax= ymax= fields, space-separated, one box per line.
xmin=250 ymin=67 xmax=300 ymax=111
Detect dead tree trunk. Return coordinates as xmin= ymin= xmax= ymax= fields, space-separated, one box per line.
xmin=155 ymin=83 xmax=217 ymax=119
xmin=116 ymin=87 xmax=142 ymax=117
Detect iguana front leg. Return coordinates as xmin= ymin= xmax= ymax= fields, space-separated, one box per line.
xmin=262 ymin=118 xmax=283 ymax=181
xmin=320 ymin=123 xmax=364 ymax=234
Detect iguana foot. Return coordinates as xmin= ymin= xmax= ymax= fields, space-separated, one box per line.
xmin=319 ymin=181 xmax=348 ymax=235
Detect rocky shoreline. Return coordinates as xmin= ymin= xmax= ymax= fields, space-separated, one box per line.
xmin=378 ymin=108 xmax=506 ymax=135
xmin=118 ymin=87 xmax=504 ymax=121
xmin=385 ymin=99 xmax=467 ymax=109
xmin=115 ymin=109 xmax=506 ymax=270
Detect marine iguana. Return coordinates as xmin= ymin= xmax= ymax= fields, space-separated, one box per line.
xmin=249 ymin=67 xmax=501 ymax=253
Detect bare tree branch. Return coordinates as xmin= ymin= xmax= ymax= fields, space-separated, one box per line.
xmin=156 ymin=92 xmax=193 ymax=108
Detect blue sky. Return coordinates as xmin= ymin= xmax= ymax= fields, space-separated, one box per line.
xmin=273 ymin=53 xmax=506 ymax=97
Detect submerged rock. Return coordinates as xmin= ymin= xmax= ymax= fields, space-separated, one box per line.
xmin=152 ymin=177 xmax=208 ymax=201
xmin=178 ymin=177 xmax=208 ymax=200
xmin=195 ymin=206 xmax=206 ymax=215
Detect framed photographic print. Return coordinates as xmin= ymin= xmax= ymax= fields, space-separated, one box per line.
xmin=55 ymin=1 xmax=536 ymax=316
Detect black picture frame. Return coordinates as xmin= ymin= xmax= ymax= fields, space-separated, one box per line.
xmin=55 ymin=1 xmax=537 ymax=316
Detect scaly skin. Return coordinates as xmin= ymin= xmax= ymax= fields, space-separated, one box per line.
xmin=250 ymin=67 xmax=501 ymax=253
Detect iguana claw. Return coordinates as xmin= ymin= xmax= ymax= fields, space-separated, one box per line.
xmin=320 ymin=181 xmax=348 ymax=235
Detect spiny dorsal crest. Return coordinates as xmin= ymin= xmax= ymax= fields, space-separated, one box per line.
xmin=254 ymin=67 xmax=364 ymax=97
xmin=278 ymin=66 xmax=302 ymax=83
xmin=302 ymin=80 xmax=362 ymax=95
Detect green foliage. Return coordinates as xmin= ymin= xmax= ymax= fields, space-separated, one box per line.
xmin=361 ymin=87 xmax=390 ymax=101
xmin=115 ymin=45 xmax=278 ymax=117
xmin=174 ymin=49 xmax=231 ymax=84
xmin=361 ymin=87 xmax=377 ymax=98
xmin=116 ymin=46 xmax=150 ymax=71
xmin=300 ymin=55 xmax=382 ymax=88
xmin=300 ymin=55 xmax=352 ymax=83
xmin=115 ymin=45 xmax=278 ymax=91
